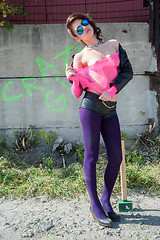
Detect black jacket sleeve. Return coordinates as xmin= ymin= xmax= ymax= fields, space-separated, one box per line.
xmin=110 ymin=44 xmax=133 ymax=93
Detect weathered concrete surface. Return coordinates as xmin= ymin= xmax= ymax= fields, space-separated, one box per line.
xmin=0 ymin=23 xmax=158 ymax=143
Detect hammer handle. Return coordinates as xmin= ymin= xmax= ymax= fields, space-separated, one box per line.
xmin=120 ymin=140 xmax=127 ymax=200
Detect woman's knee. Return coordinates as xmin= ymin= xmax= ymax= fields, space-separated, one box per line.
xmin=84 ymin=148 xmax=99 ymax=163
xmin=107 ymin=149 xmax=122 ymax=165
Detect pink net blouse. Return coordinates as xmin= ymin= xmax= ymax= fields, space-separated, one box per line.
xmin=66 ymin=52 xmax=120 ymax=99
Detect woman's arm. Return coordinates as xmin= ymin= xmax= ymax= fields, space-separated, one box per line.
xmin=66 ymin=53 xmax=83 ymax=98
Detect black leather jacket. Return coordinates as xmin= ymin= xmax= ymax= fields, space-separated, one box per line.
xmin=110 ymin=44 xmax=133 ymax=93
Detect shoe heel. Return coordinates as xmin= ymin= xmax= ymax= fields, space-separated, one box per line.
xmin=90 ymin=206 xmax=112 ymax=227
xmin=91 ymin=210 xmax=97 ymax=221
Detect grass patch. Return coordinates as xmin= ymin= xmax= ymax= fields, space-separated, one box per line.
xmin=0 ymin=160 xmax=86 ymax=198
xmin=0 ymin=126 xmax=160 ymax=199
xmin=0 ymin=153 xmax=159 ymax=199
xmin=125 ymin=161 xmax=160 ymax=192
xmin=97 ymin=157 xmax=160 ymax=196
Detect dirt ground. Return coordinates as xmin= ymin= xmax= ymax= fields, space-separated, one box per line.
xmin=0 ymin=191 xmax=160 ymax=240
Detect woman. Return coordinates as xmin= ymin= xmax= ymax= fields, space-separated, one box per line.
xmin=65 ymin=13 xmax=133 ymax=227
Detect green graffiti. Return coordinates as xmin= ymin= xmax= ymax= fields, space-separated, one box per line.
xmin=2 ymin=81 xmax=23 ymax=101
xmin=22 ymin=78 xmax=45 ymax=96
xmin=60 ymin=81 xmax=72 ymax=95
xmin=54 ymin=46 xmax=74 ymax=72
xmin=36 ymin=58 xmax=60 ymax=82
xmin=45 ymin=90 xmax=67 ymax=111
xmin=75 ymin=46 xmax=82 ymax=51
xmin=54 ymin=45 xmax=82 ymax=71
xmin=56 ymin=77 xmax=72 ymax=95
xmin=1 ymin=45 xmax=79 ymax=111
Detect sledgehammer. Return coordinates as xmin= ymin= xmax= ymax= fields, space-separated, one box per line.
xmin=118 ymin=140 xmax=133 ymax=212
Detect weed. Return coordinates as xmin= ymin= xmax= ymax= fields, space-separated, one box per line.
xmin=42 ymin=157 xmax=54 ymax=169
xmin=39 ymin=130 xmax=57 ymax=144
xmin=126 ymin=147 xmax=142 ymax=163
xmin=13 ymin=126 xmax=40 ymax=151
xmin=13 ymin=126 xmax=57 ymax=152
xmin=121 ymin=130 xmax=129 ymax=141
xmin=0 ymin=137 xmax=5 ymax=144
xmin=75 ymin=145 xmax=85 ymax=162
xmin=133 ymin=127 xmax=160 ymax=163
xmin=140 ymin=111 xmax=146 ymax=116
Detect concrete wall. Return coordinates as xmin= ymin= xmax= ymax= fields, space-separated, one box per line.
xmin=0 ymin=23 xmax=158 ymax=143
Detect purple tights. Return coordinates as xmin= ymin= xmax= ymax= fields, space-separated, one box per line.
xmin=79 ymin=108 xmax=122 ymax=219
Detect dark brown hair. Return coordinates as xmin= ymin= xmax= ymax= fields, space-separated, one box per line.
xmin=66 ymin=13 xmax=103 ymax=42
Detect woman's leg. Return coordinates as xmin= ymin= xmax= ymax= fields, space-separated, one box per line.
xmin=100 ymin=115 xmax=122 ymax=213
xmin=79 ymin=108 xmax=107 ymax=219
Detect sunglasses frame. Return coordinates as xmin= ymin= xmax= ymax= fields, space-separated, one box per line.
xmin=76 ymin=19 xmax=90 ymax=36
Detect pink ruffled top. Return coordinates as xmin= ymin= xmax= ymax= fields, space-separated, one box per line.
xmin=67 ymin=52 xmax=120 ymax=98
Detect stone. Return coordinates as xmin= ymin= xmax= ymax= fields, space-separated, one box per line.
xmin=41 ymin=224 xmax=54 ymax=231
xmin=64 ymin=143 xmax=72 ymax=153
xmin=52 ymin=136 xmax=63 ymax=152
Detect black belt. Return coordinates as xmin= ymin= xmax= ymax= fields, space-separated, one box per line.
xmin=80 ymin=91 xmax=117 ymax=119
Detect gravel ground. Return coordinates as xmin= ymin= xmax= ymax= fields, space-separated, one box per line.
xmin=0 ymin=192 xmax=160 ymax=240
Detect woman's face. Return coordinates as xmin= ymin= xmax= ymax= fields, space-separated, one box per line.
xmin=71 ymin=19 xmax=94 ymax=41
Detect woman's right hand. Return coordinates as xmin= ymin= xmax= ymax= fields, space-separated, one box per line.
xmin=66 ymin=64 xmax=77 ymax=79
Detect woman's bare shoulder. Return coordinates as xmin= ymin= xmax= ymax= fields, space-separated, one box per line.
xmin=107 ymin=39 xmax=119 ymax=51
xmin=73 ymin=52 xmax=83 ymax=68
xmin=73 ymin=48 xmax=87 ymax=68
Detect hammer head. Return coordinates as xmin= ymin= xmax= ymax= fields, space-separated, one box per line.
xmin=118 ymin=200 xmax=133 ymax=212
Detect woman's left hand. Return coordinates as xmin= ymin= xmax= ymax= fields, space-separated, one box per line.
xmin=99 ymin=91 xmax=111 ymax=101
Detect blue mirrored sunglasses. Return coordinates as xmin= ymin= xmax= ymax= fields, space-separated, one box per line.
xmin=77 ymin=19 xmax=89 ymax=35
